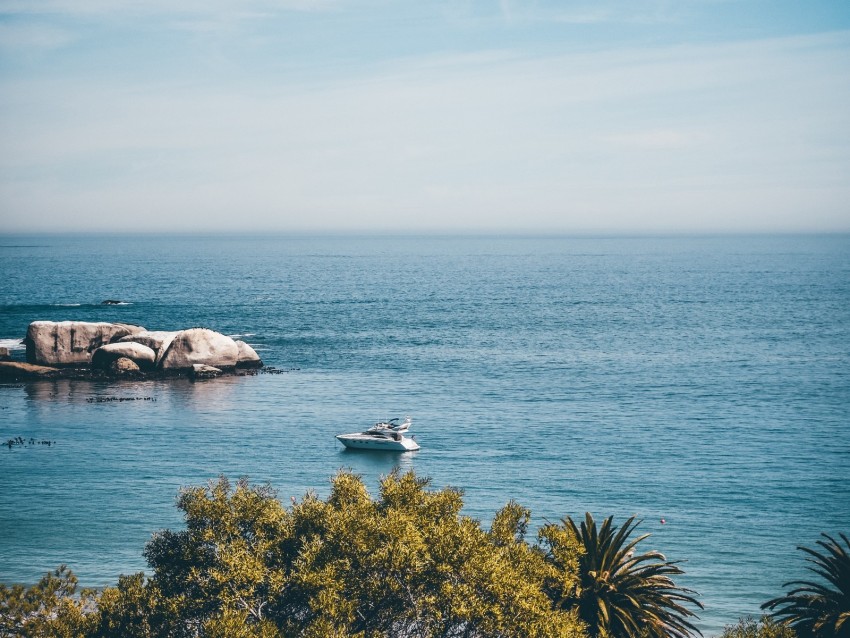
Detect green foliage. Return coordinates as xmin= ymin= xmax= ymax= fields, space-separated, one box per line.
xmin=10 ymin=475 xmax=850 ymax=638
xmin=0 ymin=565 xmax=95 ymax=637
xmin=2 ymin=472 xmax=716 ymax=638
xmin=540 ymin=512 xmax=703 ymax=638
xmin=762 ymin=533 xmax=850 ymax=638
xmin=89 ymin=573 xmax=187 ymax=638
xmin=77 ymin=470 xmax=584 ymax=637
xmin=718 ymin=617 xmax=797 ymax=638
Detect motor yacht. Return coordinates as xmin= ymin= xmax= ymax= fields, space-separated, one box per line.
xmin=336 ymin=416 xmax=420 ymax=451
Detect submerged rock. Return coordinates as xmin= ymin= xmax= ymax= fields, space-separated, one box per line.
xmin=235 ymin=340 xmax=262 ymax=367
xmin=0 ymin=361 xmax=61 ymax=379
xmin=25 ymin=321 xmax=146 ymax=366
xmin=158 ymin=328 xmax=239 ymax=371
xmin=191 ymin=364 xmax=222 ymax=379
xmin=92 ymin=342 xmax=156 ymax=370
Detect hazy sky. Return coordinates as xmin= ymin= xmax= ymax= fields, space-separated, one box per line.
xmin=1 ymin=0 xmax=849 ymax=233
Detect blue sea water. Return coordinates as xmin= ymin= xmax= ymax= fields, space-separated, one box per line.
xmin=0 ymin=233 xmax=848 ymax=635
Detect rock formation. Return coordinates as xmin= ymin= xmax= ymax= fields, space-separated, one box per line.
xmin=157 ymin=328 xmax=239 ymax=371
xmin=0 ymin=361 xmax=61 ymax=379
xmin=117 ymin=330 xmax=180 ymax=366
xmin=14 ymin=321 xmax=263 ymax=379
xmin=235 ymin=340 xmax=262 ymax=367
xmin=91 ymin=342 xmax=156 ymax=370
xmin=110 ymin=357 xmax=141 ymax=375
xmin=190 ymin=364 xmax=222 ymax=379
xmin=25 ymin=321 xmax=145 ymax=366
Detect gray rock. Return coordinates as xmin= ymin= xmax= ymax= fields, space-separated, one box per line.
xmin=109 ymin=357 xmax=141 ymax=375
xmin=0 ymin=361 xmax=60 ymax=379
xmin=92 ymin=342 xmax=156 ymax=370
xmin=118 ymin=330 xmax=179 ymax=366
xmin=191 ymin=364 xmax=222 ymax=379
xmin=158 ymin=328 xmax=239 ymax=371
xmin=25 ymin=321 xmax=146 ymax=366
xmin=235 ymin=340 xmax=262 ymax=367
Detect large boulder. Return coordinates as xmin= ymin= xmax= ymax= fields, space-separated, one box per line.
xmin=92 ymin=342 xmax=156 ymax=370
xmin=157 ymin=328 xmax=239 ymax=371
xmin=25 ymin=321 xmax=146 ymax=366
xmin=235 ymin=340 xmax=262 ymax=367
xmin=117 ymin=331 xmax=179 ymax=364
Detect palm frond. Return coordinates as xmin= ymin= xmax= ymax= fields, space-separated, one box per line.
xmin=550 ymin=512 xmax=703 ymax=638
xmin=762 ymin=532 xmax=850 ymax=638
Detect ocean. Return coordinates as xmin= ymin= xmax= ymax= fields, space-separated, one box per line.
xmin=1 ymin=233 xmax=848 ymax=635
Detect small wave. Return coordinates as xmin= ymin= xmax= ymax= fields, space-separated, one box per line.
xmin=0 ymin=303 xmax=103 ymax=311
xmin=228 ymin=333 xmax=257 ymax=339
xmin=38 ymin=302 xmax=131 ymax=307
xmin=0 ymin=338 xmax=25 ymax=350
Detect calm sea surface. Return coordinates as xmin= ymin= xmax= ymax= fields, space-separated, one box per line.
xmin=1 ymin=234 xmax=848 ymax=634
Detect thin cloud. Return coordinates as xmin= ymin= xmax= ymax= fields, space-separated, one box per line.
xmin=603 ymin=129 xmax=711 ymax=150
xmin=496 ymin=0 xmax=693 ymax=26
xmin=0 ymin=22 xmax=76 ymax=50
xmin=1 ymin=12 xmax=848 ymax=232
xmin=0 ymin=0 xmax=338 ymax=17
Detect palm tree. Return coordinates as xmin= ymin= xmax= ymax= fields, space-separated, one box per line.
xmin=541 ymin=512 xmax=703 ymax=638
xmin=762 ymin=532 xmax=850 ymax=638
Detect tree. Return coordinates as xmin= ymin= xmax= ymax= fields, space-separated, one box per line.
xmin=6 ymin=473 xmax=728 ymax=637
xmin=0 ymin=565 xmax=94 ymax=638
xmin=718 ymin=617 xmax=796 ymax=638
xmin=539 ymin=512 xmax=703 ymax=638
xmin=762 ymin=533 xmax=850 ymax=638
xmin=135 ymin=470 xmax=585 ymax=637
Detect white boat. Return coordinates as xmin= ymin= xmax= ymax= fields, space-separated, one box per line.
xmin=336 ymin=416 xmax=420 ymax=451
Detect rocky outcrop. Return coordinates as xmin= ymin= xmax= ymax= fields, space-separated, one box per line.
xmin=92 ymin=342 xmax=156 ymax=370
xmin=235 ymin=340 xmax=262 ymax=367
xmin=15 ymin=321 xmax=264 ymax=379
xmin=0 ymin=361 xmax=61 ymax=379
xmin=158 ymin=328 xmax=239 ymax=371
xmin=25 ymin=321 xmax=146 ymax=366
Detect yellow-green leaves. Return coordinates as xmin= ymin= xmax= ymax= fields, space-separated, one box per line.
xmin=0 ymin=566 xmax=95 ymax=638
xmin=146 ymin=469 xmax=586 ymax=637
xmin=2 ymin=471 xmax=589 ymax=638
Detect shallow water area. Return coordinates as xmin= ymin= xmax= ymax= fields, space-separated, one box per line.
xmin=1 ymin=233 xmax=849 ymax=635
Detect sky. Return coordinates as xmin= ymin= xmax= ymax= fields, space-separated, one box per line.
xmin=1 ymin=0 xmax=849 ymax=233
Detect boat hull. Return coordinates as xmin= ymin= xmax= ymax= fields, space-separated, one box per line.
xmin=336 ymin=433 xmax=420 ymax=451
